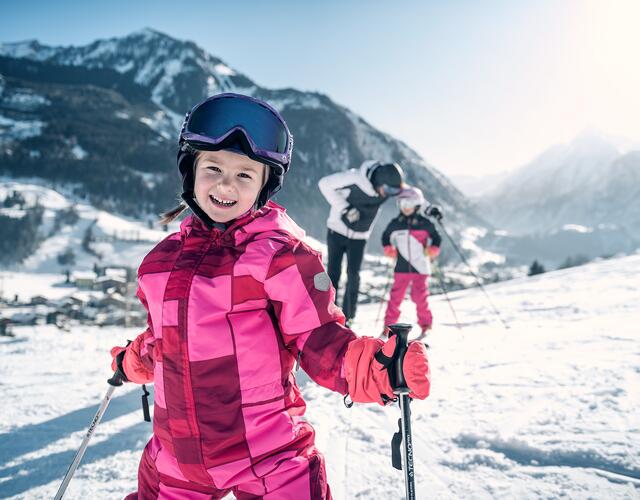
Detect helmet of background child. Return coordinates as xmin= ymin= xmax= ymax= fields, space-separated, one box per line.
xmin=367 ymin=162 xmax=404 ymax=192
xmin=397 ymin=186 xmax=425 ymax=211
xmin=177 ymin=93 xmax=294 ymax=213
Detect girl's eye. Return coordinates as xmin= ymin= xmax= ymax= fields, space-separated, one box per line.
xmin=206 ymin=166 xmax=221 ymax=173
xmin=238 ymin=172 xmax=253 ymax=180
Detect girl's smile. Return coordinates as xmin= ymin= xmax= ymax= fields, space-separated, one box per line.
xmin=193 ymin=149 xmax=267 ymax=223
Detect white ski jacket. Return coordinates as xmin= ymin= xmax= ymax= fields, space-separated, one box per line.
xmin=318 ymin=160 xmax=387 ymax=240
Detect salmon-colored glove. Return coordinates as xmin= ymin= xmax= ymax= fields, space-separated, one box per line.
xmin=110 ymin=335 xmax=154 ymax=384
xmin=426 ymin=246 xmax=440 ymax=260
xmin=383 ymin=245 xmax=397 ymax=258
xmin=344 ymin=336 xmax=430 ymax=405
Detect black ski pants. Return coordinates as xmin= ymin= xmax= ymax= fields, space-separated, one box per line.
xmin=326 ymin=229 xmax=366 ymax=321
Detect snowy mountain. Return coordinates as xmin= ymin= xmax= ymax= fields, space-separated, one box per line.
xmin=451 ymin=171 xmax=509 ymax=199
xmin=1 ymin=252 xmax=639 ymax=498
xmin=0 ymin=28 xmax=484 ymax=252
xmin=473 ymin=130 xmax=640 ymax=266
xmin=480 ymin=129 xmax=640 ymax=235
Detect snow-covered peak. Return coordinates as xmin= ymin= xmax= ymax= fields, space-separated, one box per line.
xmin=0 ymin=39 xmax=57 ymax=61
xmin=492 ymin=128 xmax=621 ymax=197
xmin=567 ymin=127 xmax=620 ymax=158
xmin=0 ymin=29 xmax=255 ymax=115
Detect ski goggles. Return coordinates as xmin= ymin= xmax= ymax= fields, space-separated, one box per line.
xmin=180 ymin=93 xmax=293 ymax=171
xmin=398 ymin=197 xmax=419 ymax=210
xmin=380 ymin=184 xmax=403 ymax=197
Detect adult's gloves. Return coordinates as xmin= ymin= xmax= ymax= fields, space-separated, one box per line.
xmin=344 ymin=207 xmax=361 ymax=224
xmin=425 ymin=204 xmax=443 ymax=222
xmin=344 ymin=335 xmax=430 ymax=405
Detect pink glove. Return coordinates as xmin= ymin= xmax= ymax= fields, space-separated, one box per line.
xmin=110 ymin=336 xmax=154 ymax=384
xmin=344 ymin=335 xmax=430 ymax=405
xmin=383 ymin=245 xmax=397 ymax=258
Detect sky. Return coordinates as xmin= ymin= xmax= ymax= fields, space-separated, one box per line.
xmin=1 ymin=0 xmax=639 ymax=177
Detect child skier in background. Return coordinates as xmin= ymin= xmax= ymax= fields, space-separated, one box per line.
xmin=109 ymin=93 xmax=430 ymax=499
xmin=382 ymin=186 xmax=441 ymax=340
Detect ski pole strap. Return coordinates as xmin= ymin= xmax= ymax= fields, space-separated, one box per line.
xmin=141 ymin=384 xmax=151 ymax=422
xmin=374 ymin=350 xmax=393 ymax=368
xmin=391 ymin=417 xmax=403 ymax=470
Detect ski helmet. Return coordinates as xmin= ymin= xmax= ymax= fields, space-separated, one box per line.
xmin=367 ymin=162 xmax=404 ymax=194
xmin=177 ymin=93 xmax=294 ymax=223
xmin=397 ymin=186 xmax=425 ymax=211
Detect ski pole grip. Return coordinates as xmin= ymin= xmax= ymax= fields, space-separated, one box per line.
xmin=387 ymin=323 xmax=412 ymax=393
xmin=107 ymin=371 xmax=125 ymax=387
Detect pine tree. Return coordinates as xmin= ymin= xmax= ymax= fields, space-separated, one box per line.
xmin=528 ymin=260 xmax=545 ymax=276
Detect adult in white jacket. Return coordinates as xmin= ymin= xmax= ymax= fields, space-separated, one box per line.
xmin=318 ymin=160 xmax=404 ymax=322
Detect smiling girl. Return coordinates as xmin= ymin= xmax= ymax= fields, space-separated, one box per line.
xmin=109 ymin=93 xmax=430 ymax=499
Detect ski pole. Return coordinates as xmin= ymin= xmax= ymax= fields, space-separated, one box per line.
xmin=54 ymin=371 xmax=125 ymax=500
xmin=436 ymin=220 xmax=509 ymax=331
xmin=374 ymin=258 xmax=395 ymax=328
xmin=432 ymin=262 xmax=463 ymax=333
xmin=387 ymin=323 xmax=416 ymax=500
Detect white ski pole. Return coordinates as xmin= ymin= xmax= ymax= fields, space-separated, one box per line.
xmin=54 ymin=372 xmax=124 ymax=500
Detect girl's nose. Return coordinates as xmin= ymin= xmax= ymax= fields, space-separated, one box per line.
xmin=217 ymin=175 xmax=234 ymax=190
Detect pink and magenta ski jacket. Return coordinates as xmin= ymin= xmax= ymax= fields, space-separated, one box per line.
xmin=382 ymin=212 xmax=441 ymax=275
xmin=129 ymin=202 xmax=357 ymax=487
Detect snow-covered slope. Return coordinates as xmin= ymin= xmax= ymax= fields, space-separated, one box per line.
xmin=0 ymin=180 xmax=174 ymax=273
xmin=1 ymin=253 xmax=638 ymax=498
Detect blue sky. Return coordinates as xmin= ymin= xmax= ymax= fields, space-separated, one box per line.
xmin=2 ymin=0 xmax=639 ymax=176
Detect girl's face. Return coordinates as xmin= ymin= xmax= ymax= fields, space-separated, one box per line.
xmin=400 ymin=206 xmax=416 ymax=216
xmin=194 ymin=150 xmax=266 ymax=223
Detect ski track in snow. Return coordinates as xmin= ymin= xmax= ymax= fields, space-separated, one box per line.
xmin=1 ymin=255 xmax=639 ymax=498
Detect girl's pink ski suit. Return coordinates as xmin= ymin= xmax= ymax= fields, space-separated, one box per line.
xmin=124 ymin=202 xmax=356 ymax=499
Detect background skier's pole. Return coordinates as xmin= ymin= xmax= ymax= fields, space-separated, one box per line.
xmin=54 ymin=372 xmax=124 ymax=500
xmin=374 ymin=258 xmax=395 ymax=328
xmin=437 ymin=220 xmax=509 ymax=331
xmin=387 ymin=323 xmax=416 ymax=500
xmin=433 ymin=262 xmax=463 ymax=333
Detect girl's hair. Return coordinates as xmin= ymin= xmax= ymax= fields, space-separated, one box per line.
xmin=159 ymin=201 xmax=188 ymax=226
xmin=158 ymin=152 xmax=271 ymax=226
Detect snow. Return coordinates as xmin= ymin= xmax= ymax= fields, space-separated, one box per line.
xmin=0 ymin=252 xmax=638 ymax=499
xmin=561 ymin=224 xmax=593 ymax=234
xmin=0 ymin=272 xmax=73 ymax=302
xmin=0 ymin=181 xmax=69 ymax=210
xmin=1 ymin=90 xmax=50 ymax=111
xmin=0 ymin=180 xmax=174 ymax=274
xmin=0 ymin=114 xmax=46 ymax=143
xmin=138 ymin=112 xmax=173 ymax=140
xmin=70 ymin=144 xmax=88 ymax=160
xmin=207 ymin=75 xmax=218 ymax=95
xmin=0 ymin=40 xmax=51 ymax=60
xmin=214 ymin=63 xmax=235 ymax=76
xmin=114 ymin=60 xmax=134 ymax=74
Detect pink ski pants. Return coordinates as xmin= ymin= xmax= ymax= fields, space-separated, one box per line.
xmin=384 ymin=272 xmax=432 ymax=329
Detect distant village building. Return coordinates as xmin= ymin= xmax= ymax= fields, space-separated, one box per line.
xmin=94 ymin=275 xmax=127 ymax=294
xmin=100 ymin=293 xmax=126 ymax=308
xmin=30 ymin=295 xmax=49 ymax=305
xmin=72 ymin=271 xmax=97 ymax=289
